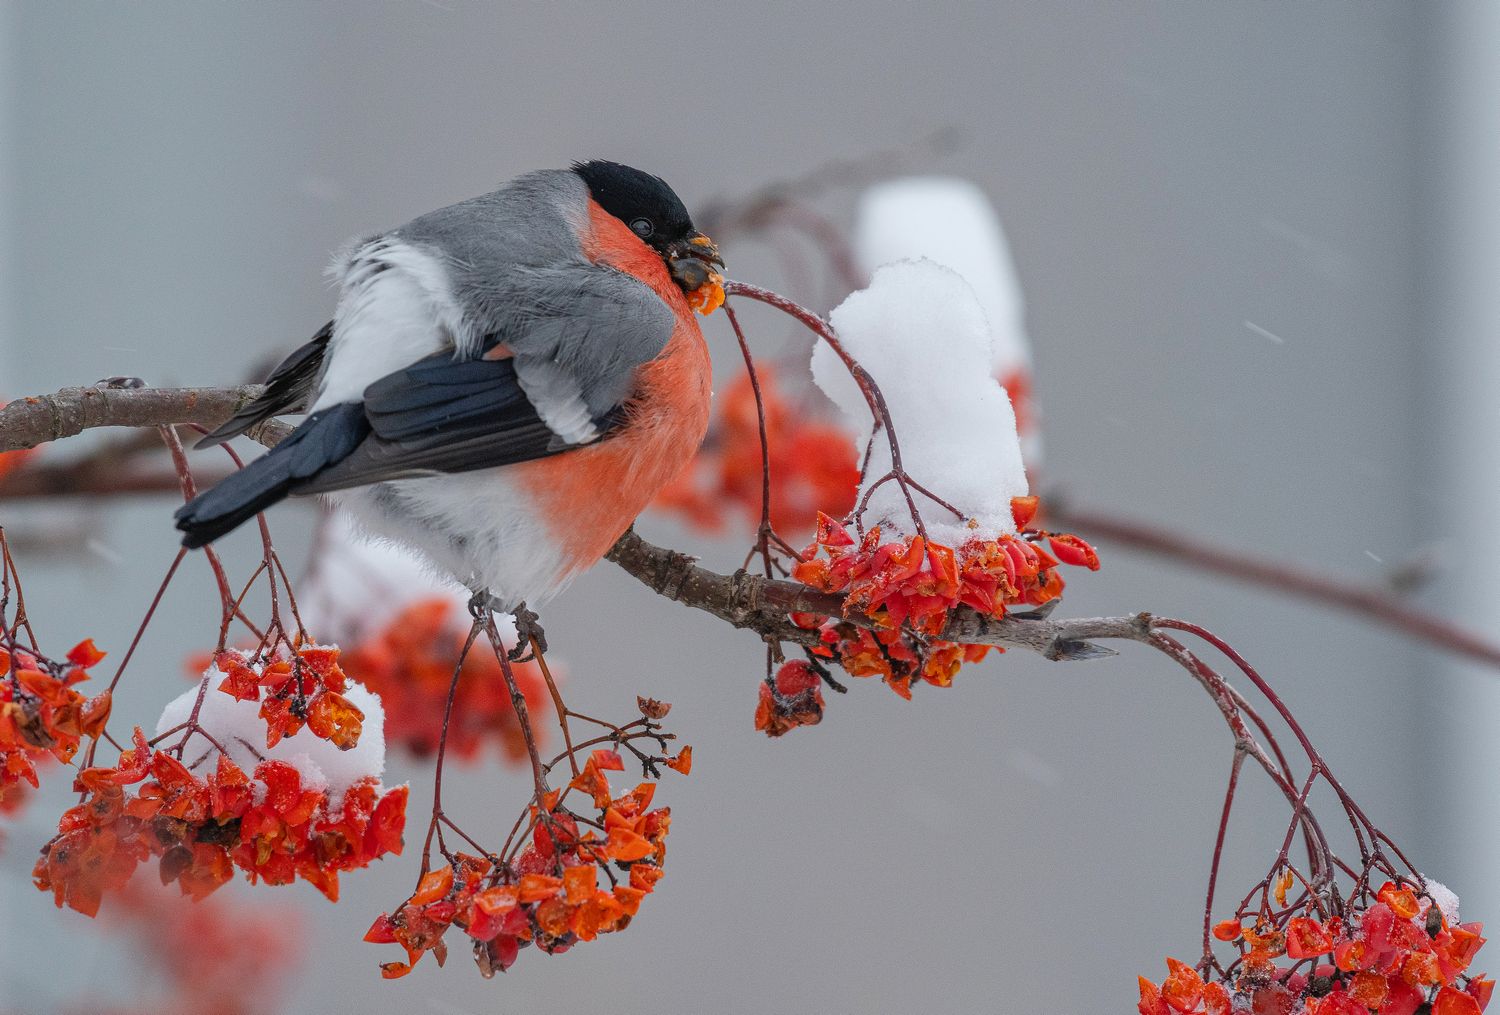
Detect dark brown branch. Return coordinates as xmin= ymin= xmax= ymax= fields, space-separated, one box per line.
xmin=1045 ymin=500 xmax=1500 ymax=670
xmin=0 ymin=384 xmax=267 ymax=453
xmin=4 ymin=383 xmax=1499 ymax=675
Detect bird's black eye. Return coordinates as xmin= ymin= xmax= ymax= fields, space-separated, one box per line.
xmin=630 ymin=217 xmax=655 ymax=239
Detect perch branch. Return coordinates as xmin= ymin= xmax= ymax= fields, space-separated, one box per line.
xmin=3 ymin=383 xmax=1499 ymax=674
xmin=0 ymin=384 xmax=267 ymax=453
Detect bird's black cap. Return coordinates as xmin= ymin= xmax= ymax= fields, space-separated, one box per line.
xmin=571 ymin=160 xmax=694 ymax=246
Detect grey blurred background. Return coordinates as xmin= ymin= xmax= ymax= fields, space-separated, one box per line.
xmin=1 ymin=3 xmax=1494 ymax=1013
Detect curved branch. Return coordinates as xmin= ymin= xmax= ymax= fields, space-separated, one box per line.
xmin=602 ymin=527 xmax=1140 ymax=659
xmin=1045 ymin=500 xmax=1500 ymax=671
xmin=4 ymin=382 xmax=1500 ymax=676
xmin=0 ymin=381 xmax=1145 ymax=660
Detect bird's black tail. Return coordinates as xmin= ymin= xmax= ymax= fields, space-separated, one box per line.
xmin=174 ymin=403 xmax=370 ymax=548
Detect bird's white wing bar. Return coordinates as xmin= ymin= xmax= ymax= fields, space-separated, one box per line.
xmin=314 ymin=237 xmax=474 ymax=410
xmin=512 ymin=357 xmax=601 ymax=446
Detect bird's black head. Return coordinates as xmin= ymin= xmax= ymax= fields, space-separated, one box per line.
xmin=571 ymin=160 xmax=724 ymax=299
xmin=572 ymin=159 xmax=694 ymax=248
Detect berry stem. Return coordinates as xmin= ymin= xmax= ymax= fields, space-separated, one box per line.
xmin=724 ymin=280 xmax=937 ymax=542
xmin=421 ymin=619 xmax=483 ymax=875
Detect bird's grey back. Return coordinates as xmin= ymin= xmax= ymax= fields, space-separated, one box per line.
xmin=393 ymin=169 xmax=588 ymax=274
xmin=378 ymin=168 xmax=676 ymax=416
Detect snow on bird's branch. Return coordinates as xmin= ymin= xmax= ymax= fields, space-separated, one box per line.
xmin=813 ymin=258 xmax=1027 ymax=544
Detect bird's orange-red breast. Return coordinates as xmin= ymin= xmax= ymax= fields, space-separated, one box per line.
xmin=516 ymin=197 xmax=712 ymax=575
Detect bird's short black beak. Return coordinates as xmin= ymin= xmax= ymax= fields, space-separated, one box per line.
xmin=666 ymin=231 xmax=724 ymax=268
xmin=666 ymin=231 xmax=725 ymax=294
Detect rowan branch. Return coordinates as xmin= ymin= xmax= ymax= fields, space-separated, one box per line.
xmin=602 ymin=526 xmax=1141 ymax=659
xmin=2 ymin=382 xmax=1497 ymax=675
xmin=0 ymin=384 xmax=267 ymax=453
xmin=1043 ymin=500 xmax=1500 ymax=670
xmin=0 ymin=382 xmax=1137 ymax=661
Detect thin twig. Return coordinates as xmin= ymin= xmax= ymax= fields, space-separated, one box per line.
xmin=1046 ymin=500 xmax=1500 ymax=671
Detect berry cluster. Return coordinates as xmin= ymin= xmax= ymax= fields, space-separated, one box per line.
xmin=341 ymin=598 xmax=549 ymax=763
xmin=685 ymin=271 xmax=726 ymax=316
xmin=368 ymin=747 xmax=681 ymax=978
xmin=213 ymin=644 xmax=364 ymax=750
xmin=754 ymin=659 xmax=828 ymax=737
xmin=779 ymin=499 xmax=1099 ymax=706
xmin=90 ymin=881 xmax=304 ymax=1015
xmin=794 ymin=500 xmax=1097 ymax=632
xmin=33 ymin=727 xmax=407 ymax=915
xmin=799 ymin=617 xmax=996 ymax=700
xmin=2 ymin=638 xmax=110 ymax=801
xmin=1140 ymin=882 xmax=1491 ymax=1015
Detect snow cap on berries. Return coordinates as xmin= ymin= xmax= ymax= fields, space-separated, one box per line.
xmin=812 ymin=258 xmax=1029 ymax=545
xmin=157 ymin=674 xmax=387 ymax=802
xmin=853 ymin=177 xmax=1040 ymax=465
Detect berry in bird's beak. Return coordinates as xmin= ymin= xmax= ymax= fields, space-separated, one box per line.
xmin=667 ymin=232 xmax=726 ymax=315
xmin=686 ymin=232 xmax=725 ymax=267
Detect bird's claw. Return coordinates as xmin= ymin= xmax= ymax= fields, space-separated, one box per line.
xmin=509 ymin=602 xmax=548 ymax=663
xmin=467 ymin=589 xmax=494 ymax=622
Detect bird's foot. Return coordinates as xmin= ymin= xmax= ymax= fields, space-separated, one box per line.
xmin=467 ymin=589 xmax=501 ymax=622
xmin=509 ymin=602 xmax=548 ymax=663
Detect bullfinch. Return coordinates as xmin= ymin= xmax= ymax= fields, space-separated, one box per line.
xmin=175 ymin=161 xmax=723 ymax=616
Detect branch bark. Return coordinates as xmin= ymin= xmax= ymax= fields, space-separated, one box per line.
xmin=0 ymin=384 xmax=266 ymax=453
xmin=2 ymin=382 xmax=1497 ymax=673
xmin=0 ymin=383 xmax=1140 ymax=660
xmin=602 ymin=527 xmax=1138 ymax=658
xmin=1044 ymin=500 xmax=1500 ymax=670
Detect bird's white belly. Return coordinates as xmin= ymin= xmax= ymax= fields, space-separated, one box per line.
xmin=325 ymin=470 xmax=571 ymax=611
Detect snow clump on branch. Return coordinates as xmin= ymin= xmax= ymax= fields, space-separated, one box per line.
xmin=812 ymin=258 xmax=1029 ymax=546
xmin=157 ymin=677 xmax=388 ymax=803
xmin=852 ymin=177 xmax=1040 ymax=465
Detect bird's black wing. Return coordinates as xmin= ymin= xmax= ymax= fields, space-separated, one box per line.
xmin=289 ymin=349 xmax=628 ymax=495
xmin=175 ymin=401 xmax=369 ymax=547
xmin=175 ymin=258 xmax=674 ymax=549
xmin=195 ymin=321 xmax=332 ymax=448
